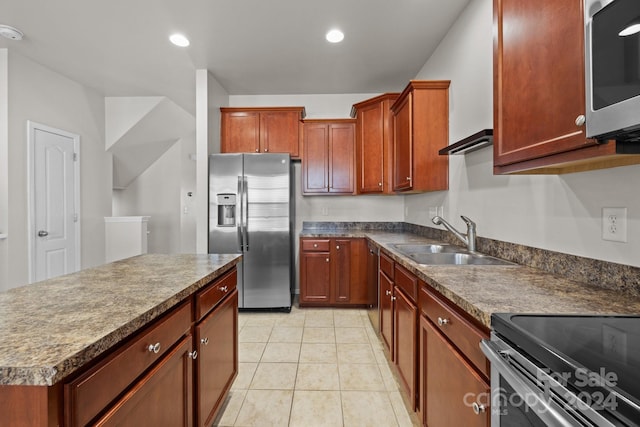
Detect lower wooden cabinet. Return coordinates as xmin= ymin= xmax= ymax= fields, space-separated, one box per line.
xmin=299 ymin=237 xmax=372 ymax=307
xmin=195 ymin=289 xmax=238 ymax=427
xmin=378 ymin=264 xmax=394 ymax=357
xmin=94 ymin=336 xmax=194 ymax=426
xmin=421 ymin=316 xmax=489 ymax=427
xmin=394 ymin=285 xmax=417 ymax=411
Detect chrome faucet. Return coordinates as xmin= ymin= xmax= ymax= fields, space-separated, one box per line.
xmin=432 ymin=215 xmax=476 ymax=252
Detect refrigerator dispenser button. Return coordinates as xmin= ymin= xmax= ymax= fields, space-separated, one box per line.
xmin=217 ymin=193 xmax=236 ymax=227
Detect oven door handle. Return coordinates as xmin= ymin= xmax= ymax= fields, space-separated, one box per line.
xmin=481 ymin=339 xmax=587 ymax=427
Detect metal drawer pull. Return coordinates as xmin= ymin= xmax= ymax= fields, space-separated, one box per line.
xmin=472 ymin=402 xmax=486 ymax=414
xmin=219 ymin=285 xmax=228 ymax=292
xmin=313 ymin=243 xmax=318 ymax=248
xmin=437 ymin=317 xmax=450 ymax=326
xmin=201 ymin=337 xmax=209 ymax=345
xmin=391 ymin=296 xmax=397 ymax=301
xmin=385 ymin=290 xmax=391 ymax=296
xmin=326 ymin=258 xmax=330 ymax=262
xmin=188 ymin=350 xmax=198 ymax=360
xmin=336 ymin=245 xmax=340 ymax=250
xmin=148 ymin=343 xmax=161 ymax=354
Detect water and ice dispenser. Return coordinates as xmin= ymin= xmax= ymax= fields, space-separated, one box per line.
xmin=217 ymin=193 xmax=236 ymax=227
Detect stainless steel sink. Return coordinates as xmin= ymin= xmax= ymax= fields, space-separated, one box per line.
xmin=389 ymin=243 xmax=459 ymax=254
xmin=408 ymin=252 xmax=516 ymax=266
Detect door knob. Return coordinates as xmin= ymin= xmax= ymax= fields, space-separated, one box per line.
xmin=38 ymin=230 xmax=49 ymax=237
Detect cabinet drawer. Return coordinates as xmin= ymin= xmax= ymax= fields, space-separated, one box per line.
xmin=196 ymin=268 xmax=237 ymax=321
xmin=379 ymin=251 xmax=394 ymax=279
xmin=394 ymin=264 xmax=417 ymax=302
xmin=302 ymin=239 xmax=330 ymax=252
xmin=418 ymin=286 xmax=489 ymax=378
xmin=64 ymin=301 xmax=192 ymax=427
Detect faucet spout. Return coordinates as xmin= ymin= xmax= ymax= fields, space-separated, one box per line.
xmin=432 ymin=215 xmax=476 ymax=252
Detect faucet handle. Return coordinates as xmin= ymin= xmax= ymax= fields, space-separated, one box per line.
xmin=460 ymin=215 xmax=476 ymax=227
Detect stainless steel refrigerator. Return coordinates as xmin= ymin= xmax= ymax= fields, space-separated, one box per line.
xmin=208 ymin=153 xmax=293 ymax=310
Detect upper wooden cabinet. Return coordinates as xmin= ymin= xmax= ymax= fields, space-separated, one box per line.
xmin=351 ymin=93 xmax=399 ymax=194
xmin=391 ymin=80 xmax=450 ymax=193
xmin=493 ymin=0 xmax=640 ymax=174
xmin=302 ymin=119 xmax=355 ymax=195
xmin=220 ymin=107 xmax=305 ymax=159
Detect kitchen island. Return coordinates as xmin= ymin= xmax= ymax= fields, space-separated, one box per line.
xmin=0 ymin=253 xmax=241 ymax=426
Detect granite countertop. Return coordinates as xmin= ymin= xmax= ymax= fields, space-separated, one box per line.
xmin=0 ymin=253 xmax=241 ymax=386
xmin=302 ymin=229 xmax=640 ymax=328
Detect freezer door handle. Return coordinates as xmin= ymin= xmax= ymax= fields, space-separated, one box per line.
xmin=243 ymin=176 xmax=249 ymax=251
xmin=237 ymin=176 xmax=244 ymax=251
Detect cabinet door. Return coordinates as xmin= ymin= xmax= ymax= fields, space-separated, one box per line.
xmin=260 ymin=110 xmax=300 ymax=157
xmin=195 ymin=289 xmax=238 ymax=427
xmin=334 ymin=239 xmax=351 ymax=303
xmin=302 ymin=123 xmax=329 ymax=193
xmin=300 ymin=251 xmax=331 ymax=304
xmin=393 ymin=93 xmax=412 ymax=191
xmin=94 ymin=336 xmax=194 ymax=427
xmin=379 ymin=270 xmax=394 ymax=357
xmin=394 ymin=287 xmax=417 ymax=411
xmin=424 ymin=318 xmax=489 ymax=427
xmin=357 ymin=102 xmax=385 ymax=193
xmin=345 ymin=238 xmax=374 ymax=305
xmin=493 ymin=0 xmax=591 ymax=168
xmin=328 ymin=123 xmax=355 ymax=194
xmin=221 ymin=111 xmax=261 ymax=154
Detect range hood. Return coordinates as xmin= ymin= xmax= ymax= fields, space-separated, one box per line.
xmin=438 ymin=129 xmax=493 ymax=155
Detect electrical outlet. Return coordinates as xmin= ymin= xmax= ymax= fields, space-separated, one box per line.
xmin=602 ymin=207 xmax=627 ymax=242
xmin=321 ymin=207 xmax=329 ymax=216
xmin=602 ymin=324 xmax=627 ymax=364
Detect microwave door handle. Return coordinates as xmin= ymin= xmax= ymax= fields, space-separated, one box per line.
xmin=237 ymin=176 xmax=243 ymax=251
xmin=480 ymin=340 xmax=586 ymax=427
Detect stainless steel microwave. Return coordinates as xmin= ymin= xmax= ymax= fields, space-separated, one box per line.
xmin=585 ymin=0 xmax=640 ymax=142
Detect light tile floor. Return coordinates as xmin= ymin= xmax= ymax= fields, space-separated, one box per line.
xmin=213 ymin=304 xmax=420 ymax=427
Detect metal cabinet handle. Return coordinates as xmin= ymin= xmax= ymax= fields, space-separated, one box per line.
xmin=219 ymin=285 xmax=228 ymax=293
xmin=437 ymin=317 xmax=450 ymax=326
xmin=575 ymin=115 xmax=586 ymax=126
xmin=472 ymin=402 xmax=486 ymax=415
xmin=336 ymin=245 xmax=340 ymax=250
xmin=201 ymin=337 xmax=209 ymax=345
xmin=255 ymin=148 xmax=259 ymax=152
xmin=378 ymin=182 xmax=382 ymax=187
xmin=391 ymin=296 xmax=397 ymax=301
xmin=188 ymin=350 xmax=198 ymax=360
xmin=326 ymin=258 xmax=330 ymax=262
xmin=38 ymin=230 xmax=49 ymax=237
xmin=406 ymin=176 xmax=412 ymax=181
xmin=385 ymin=290 xmax=391 ymax=296
xmin=313 ymin=243 xmax=318 ymax=248
xmin=264 ymin=148 xmax=268 ymax=152
xmin=148 ymin=343 xmax=161 ymax=354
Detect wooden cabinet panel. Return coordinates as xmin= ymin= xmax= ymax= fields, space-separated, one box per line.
xmin=394 ymin=264 xmax=418 ymax=302
xmin=300 ymin=250 xmax=331 ymax=304
xmin=394 ymin=287 xmax=417 ymax=411
xmin=221 ymin=107 xmax=304 ymax=158
xmin=195 ymin=268 xmax=237 ymax=321
xmin=328 ymin=123 xmax=355 ymax=193
xmin=302 ymin=119 xmax=355 ymax=195
xmin=352 ymin=93 xmax=399 ymax=194
xmin=493 ymin=0 xmax=640 ymax=174
xmin=379 ymin=269 xmax=394 ymax=358
xmin=221 ymin=111 xmax=260 ymax=154
xmin=65 ymin=302 xmax=192 ymax=427
xmin=301 ymin=239 xmax=330 ymax=252
xmin=391 ymin=81 xmax=449 ymax=193
xmin=379 ymin=251 xmax=394 ymax=279
xmin=195 ymin=289 xmax=238 ymax=427
xmin=423 ymin=317 xmax=489 ymax=427
xmin=94 ymin=336 xmax=194 ymax=427
xmin=334 ymin=239 xmax=351 ymax=303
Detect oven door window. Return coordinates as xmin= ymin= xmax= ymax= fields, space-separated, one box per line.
xmin=498 ymin=379 xmax=548 ymax=426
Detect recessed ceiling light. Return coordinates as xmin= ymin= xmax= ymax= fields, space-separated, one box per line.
xmin=326 ymin=29 xmax=344 ymax=43
xmin=169 ymin=33 xmax=190 ymax=47
xmin=0 ymin=24 xmax=24 ymax=41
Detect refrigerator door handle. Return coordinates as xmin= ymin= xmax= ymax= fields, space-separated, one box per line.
xmin=243 ymin=176 xmax=249 ymax=251
xmin=237 ymin=176 xmax=244 ymax=251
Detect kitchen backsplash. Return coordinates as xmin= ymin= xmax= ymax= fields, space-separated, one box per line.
xmin=302 ymin=221 xmax=640 ymax=297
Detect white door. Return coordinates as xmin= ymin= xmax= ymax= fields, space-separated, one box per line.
xmin=28 ymin=122 xmax=80 ymax=283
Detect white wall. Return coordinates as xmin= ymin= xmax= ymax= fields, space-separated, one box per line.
xmin=2 ymin=50 xmax=111 ymax=290
xmin=0 ymin=50 xmax=8 ymax=289
xmin=406 ymin=0 xmax=640 ymax=267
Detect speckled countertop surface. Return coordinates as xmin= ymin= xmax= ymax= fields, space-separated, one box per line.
xmin=301 ymin=229 xmax=640 ymax=329
xmin=0 ymin=253 xmax=240 ymax=386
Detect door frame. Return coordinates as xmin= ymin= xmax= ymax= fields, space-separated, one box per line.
xmin=27 ymin=121 xmax=81 ymax=283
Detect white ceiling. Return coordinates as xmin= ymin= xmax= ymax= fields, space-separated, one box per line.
xmin=1 ymin=0 xmax=472 ymax=113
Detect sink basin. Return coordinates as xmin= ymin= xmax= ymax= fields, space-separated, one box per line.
xmin=389 ymin=243 xmax=459 ymax=255
xmin=408 ymin=252 xmax=515 ymax=266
